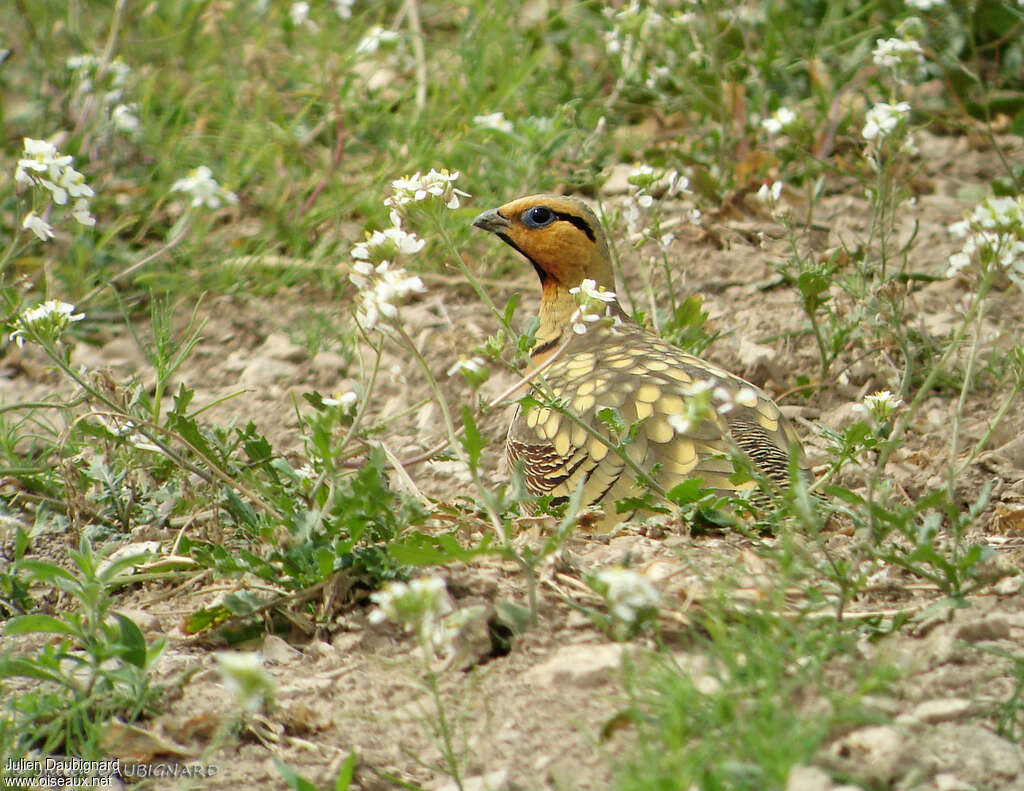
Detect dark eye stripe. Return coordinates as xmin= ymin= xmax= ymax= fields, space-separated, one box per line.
xmin=552 ymin=211 xmax=596 ymax=241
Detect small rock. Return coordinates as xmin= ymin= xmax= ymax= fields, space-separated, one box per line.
xmin=935 ymin=772 xmax=977 ymax=791
xmin=918 ymin=723 xmax=1024 ymax=785
xmin=995 ymin=575 xmax=1024 ymax=595
xmin=899 ymin=698 xmax=977 ymax=725
xmin=601 ymin=163 xmax=638 ymax=195
xmin=785 ymin=764 xmax=833 ymax=791
xmin=736 ymin=337 xmax=776 ymax=366
xmin=524 ymin=643 xmax=623 ymax=688
xmin=430 ymin=768 xmax=508 ymax=791
xmin=262 ymin=634 xmax=301 ymax=664
xmin=239 ymin=356 xmax=297 ymax=388
xmin=259 ymin=332 xmax=307 ymax=363
xmin=305 ymin=640 xmax=336 ymax=661
xmin=310 ymin=351 xmax=351 ymax=377
xmin=955 ymin=616 xmax=1012 ymax=643
xmin=829 ymin=725 xmax=907 ymax=784
xmin=819 ymin=402 xmax=861 ymax=432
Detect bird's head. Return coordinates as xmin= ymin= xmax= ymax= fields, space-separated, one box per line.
xmin=472 ymin=194 xmax=615 ymax=292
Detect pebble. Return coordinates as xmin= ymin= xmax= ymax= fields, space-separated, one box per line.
xmin=524 ymin=643 xmax=624 ymax=688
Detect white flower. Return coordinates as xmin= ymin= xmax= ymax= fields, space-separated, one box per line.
xmin=447 ymin=355 xmax=489 ymax=388
xmin=369 ymin=575 xmax=459 ymax=654
xmin=664 ymin=169 xmax=691 ymax=197
xmin=355 ymin=26 xmax=399 ymax=55
xmin=323 ymin=390 xmax=358 ymax=409
xmin=755 ymin=181 xmax=783 ymax=204
xmin=384 ymin=168 xmax=470 ymax=211
xmin=711 ymin=385 xmax=758 ymax=415
xmin=570 ymin=278 xmax=617 ymax=304
xmin=571 ymin=311 xmax=602 ymax=335
xmin=352 ymin=225 xmax=425 ymax=261
xmin=351 ymin=260 xmax=427 ymax=331
xmin=853 ymin=390 xmax=903 ymax=423
xmin=446 ymin=356 xmax=486 ymax=377
xmin=862 ymin=101 xmax=911 ymax=142
xmin=216 ymin=651 xmax=275 ymax=712
xmin=593 ymin=567 xmax=660 ymax=626
xmin=945 ymin=195 xmax=1024 ymax=288
xmin=15 ymin=138 xmax=73 ymax=184
xmin=473 ymin=112 xmax=514 ymax=133
xmin=905 ymin=0 xmax=943 ymax=9
xmin=170 ymin=165 xmax=238 ymax=209
xmin=111 ymin=103 xmax=140 ymax=133
xmin=568 ymin=279 xmax=617 ymax=334
xmin=667 ymin=413 xmax=692 ymax=435
xmin=761 ymin=107 xmax=796 ymax=135
xmin=66 ymin=54 xmax=100 ymax=73
xmin=10 ymin=300 xmax=85 ymax=348
xmin=22 ymin=211 xmax=55 ymax=242
xmin=333 ymin=0 xmax=355 ymax=18
xmin=289 ymin=1 xmax=310 ymax=26
xmin=70 ymin=198 xmax=96 ymax=227
xmin=872 ymin=37 xmax=924 ymax=69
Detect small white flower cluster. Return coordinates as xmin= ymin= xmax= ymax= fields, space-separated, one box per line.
xmin=761 ymin=107 xmax=796 ymax=136
xmin=170 ymin=165 xmax=239 ymax=210
xmin=665 ymin=378 xmax=757 ymax=436
xmin=602 ymin=2 xmax=675 ymax=85
xmin=216 ymin=651 xmax=275 ymax=712
xmin=853 ymin=389 xmax=903 ymax=424
xmin=947 ymin=195 xmax=1024 ymax=289
xmin=447 ymin=355 xmax=490 ymax=389
xmin=473 ymin=112 xmax=514 ymax=133
xmin=755 ymin=180 xmax=783 ymax=206
xmin=862 ymin=101 xmax=911 ymax=142
xmin=333 ymin=0 xmax=355 ymax=18
xmin=348 ymin=201 xmax=433 ymax=332
xmin=289 ymin=1 xmax=314 ymax=28
xmin=15 ymin=138 xmax=97 ymax=239
xmin=66 ymin=54 xmax=140 ymax=136
xmin=351 ymin=219 xmax=425 ymax=261
xmin=622 ymin=165 xmax=695 ymax=237
xmin=323 ymin=390 xmax=359 ymax=411
xmin=568 ymin=278 xmax=618 ymax=335
xmin=9 ymin=300 xmax=85 ymax=348
xmin=369 ymin=575 xmax=462 ymax=654
xmin=350 ymin=261 xmax=426 ymax=331
xmin=593 ymin=566 xmax=660 ymax=629
xmin=905 ymin=0 xmax=943 ymax=9
xmin=384 ymin=168 xmax=470 ymax=213
xmin=872 ymin=37 xmax=925 ymax=82
xmin=355 ymin=26 xmax=400 ymax=55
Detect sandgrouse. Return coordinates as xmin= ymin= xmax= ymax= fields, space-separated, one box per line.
xmin=473 ymin=194 xmax=807 ymax=527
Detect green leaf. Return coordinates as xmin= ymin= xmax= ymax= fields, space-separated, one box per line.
xmin=387 ymin=531 xmax=492 ymax=566
xmin=17 ymin=559 xmax=79 ymax=585
xmin=461 ymin=406 xmax=485 ymax=469
xmin=273 ymin=758 xmax=321 ymax=791
xmin=334 ymin=753 xmax=356 ymax=791
xmin=502 ymin=293 xmax=520 ymax=326
xmin=112 ymin=613 xmax=148 ymax=668
xmin=3 ymin=614 xmax=80 ymax=638
xmin=667 ymin=478 xmax=712 ymax=506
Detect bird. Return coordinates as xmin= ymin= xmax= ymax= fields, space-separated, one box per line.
xmin=472 ymin=193 xmax=809 ymax=529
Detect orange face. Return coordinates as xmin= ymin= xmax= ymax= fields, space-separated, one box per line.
xmin=473 ymin=194 xmax=614 ymax=290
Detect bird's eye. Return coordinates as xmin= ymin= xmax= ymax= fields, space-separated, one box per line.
xmin=522 ymin=206 xmax=555 ymax=228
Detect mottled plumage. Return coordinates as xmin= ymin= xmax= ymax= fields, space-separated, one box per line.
xmin=473 ymin=194 xmax=806 ymax=527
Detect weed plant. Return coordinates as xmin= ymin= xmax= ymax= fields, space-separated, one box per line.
xmin=1 ymin=0 xmax=1023 ymax=787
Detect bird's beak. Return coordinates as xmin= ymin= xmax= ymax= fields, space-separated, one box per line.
xmin=472 ymin=208 xmax=510 ymax=234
